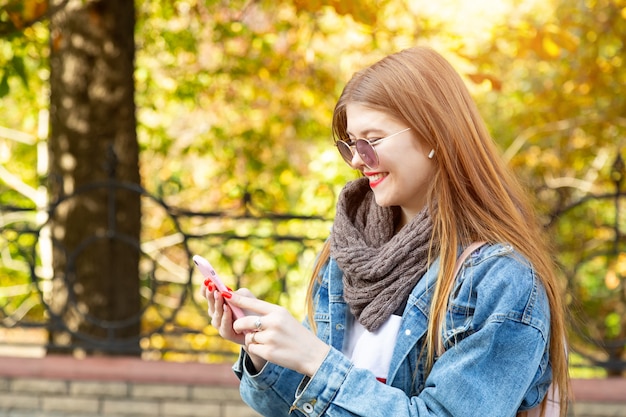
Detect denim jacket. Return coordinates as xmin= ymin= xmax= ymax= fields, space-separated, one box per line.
xmin=233 ymin=243 xmax=552 ymax=417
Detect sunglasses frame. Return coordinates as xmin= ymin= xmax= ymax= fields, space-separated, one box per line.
xmin=336 ymin=127 xmax=412 ymax=169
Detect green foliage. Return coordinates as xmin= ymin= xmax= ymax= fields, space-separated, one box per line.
xmin=461 ymin=0 xmax=626 ymax=373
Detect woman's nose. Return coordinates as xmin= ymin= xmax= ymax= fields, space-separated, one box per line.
xmin=350 ymin=149 xmax=366 ymax=169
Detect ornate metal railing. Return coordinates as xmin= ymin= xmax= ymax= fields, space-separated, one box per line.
xmin=1 ymin=146 xmax=625 ymax=374
xmin=549 ymin=153 xmax=626 ymax=375
xmin=0 ymin=144 xmax=334 ymax=362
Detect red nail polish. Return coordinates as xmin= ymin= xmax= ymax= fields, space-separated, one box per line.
xmin=221 ymin=292 xmax=232 ymax=299
xmin=204 ymin=279 xmax=210 ymax=287
xmin=208 ymin=283 xmax=215 ymax=292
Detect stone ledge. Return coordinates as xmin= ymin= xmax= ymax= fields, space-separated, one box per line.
xmin=0 ymin=355 xmax=625 ymax=404
xmin=570 ymin=378 xmax=626 ymax=402
xmin=0 ymin=355 xmax=238 ymax=386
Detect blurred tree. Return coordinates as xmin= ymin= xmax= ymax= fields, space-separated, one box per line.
xmin=46 ymin=0 xmax=141 ymax=354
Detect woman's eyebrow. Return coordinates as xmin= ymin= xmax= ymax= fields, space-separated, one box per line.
xmin=346 ymin=128 xmax=388 ymax=138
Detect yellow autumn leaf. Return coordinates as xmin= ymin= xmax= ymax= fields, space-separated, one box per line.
xmin=542 ymin=36 xmax=560 ymax=58
xmin=23 ymin=0 xmax=48 ymax=22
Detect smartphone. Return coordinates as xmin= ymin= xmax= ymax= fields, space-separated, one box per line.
xmin=193 ymin=254 xmax=247 ymax=320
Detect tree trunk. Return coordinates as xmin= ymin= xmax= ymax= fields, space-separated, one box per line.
xmin=47 ymin=0 xmax=141 ymax=355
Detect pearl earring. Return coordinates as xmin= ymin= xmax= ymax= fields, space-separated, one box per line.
xmin=428 ymin=149 xmax=435 ymax=159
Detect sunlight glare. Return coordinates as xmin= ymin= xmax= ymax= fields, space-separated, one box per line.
xmin=408 ymin=0 xmax=549 ymax=45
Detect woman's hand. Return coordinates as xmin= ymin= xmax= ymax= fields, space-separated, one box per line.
xmin=227 ymin=292 xmax=331 ymax=377
xmin=203 ymin=283 xmax=252 ymax=346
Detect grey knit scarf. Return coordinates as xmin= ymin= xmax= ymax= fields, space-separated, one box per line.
xmin=330 ymin=177 xmax=434 ymax=332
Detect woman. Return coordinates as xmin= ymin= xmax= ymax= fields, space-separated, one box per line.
xmin=205 ymin=46 xmax=569 ymax=417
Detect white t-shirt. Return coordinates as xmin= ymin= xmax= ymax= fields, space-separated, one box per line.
xmin=343 ymin=315 xmax=403 ymax=383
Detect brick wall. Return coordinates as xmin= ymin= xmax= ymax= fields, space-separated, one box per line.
xmin=0 ymin=356 xmax=260 ymax=417
xmin=0 ymin=356 xmax=624 ymax=417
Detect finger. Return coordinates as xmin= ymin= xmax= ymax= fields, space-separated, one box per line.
xmin=212 ymin=291 xmax=224 ymax=323
xmin=233 ymin=314 xmax=268 ymax=334
xmin=227 ymin=292 xmax=277 ymax=314
xmin=245 ymin=337 xmax=273 ymax=363
xmin=204 ymin=281 xmax=218 ymax=301
xmin=206 ymin=290 xmax=216 ymax=313
xmin=234 ymin=287 xmax=255 ymax=298
xmin=219 ymin=303 xmax=235 ymax=335
xmin=202 ymin=280 xmax=214 ymax=293
xmin=246 ymin=330 xmax=259 ymax=346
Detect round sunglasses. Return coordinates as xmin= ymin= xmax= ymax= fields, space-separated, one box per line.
xmin=336 ymin=127 xmax=411 ymax=169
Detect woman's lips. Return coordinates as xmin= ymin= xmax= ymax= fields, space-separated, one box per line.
xmin=366 ymin=172 xmax=387 ymax=188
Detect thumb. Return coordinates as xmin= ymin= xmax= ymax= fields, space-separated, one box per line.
xmin=233 ymin=288 xmax=255 ymax=299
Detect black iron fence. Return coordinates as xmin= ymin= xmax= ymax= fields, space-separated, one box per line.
xmin=0 ymin=151 xmax=625 ymax=374
xmin=0 ymin=157 xmax=334 ymax=362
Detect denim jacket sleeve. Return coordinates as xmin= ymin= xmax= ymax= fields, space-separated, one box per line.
xmin=234 ymin=243 xmax=552 ymax=417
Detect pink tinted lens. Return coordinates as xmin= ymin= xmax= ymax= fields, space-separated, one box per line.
xmin=337 ymin=141 xmax=354 ymax=164
xmin=355 ymin=140 xmax=378 ymax=168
